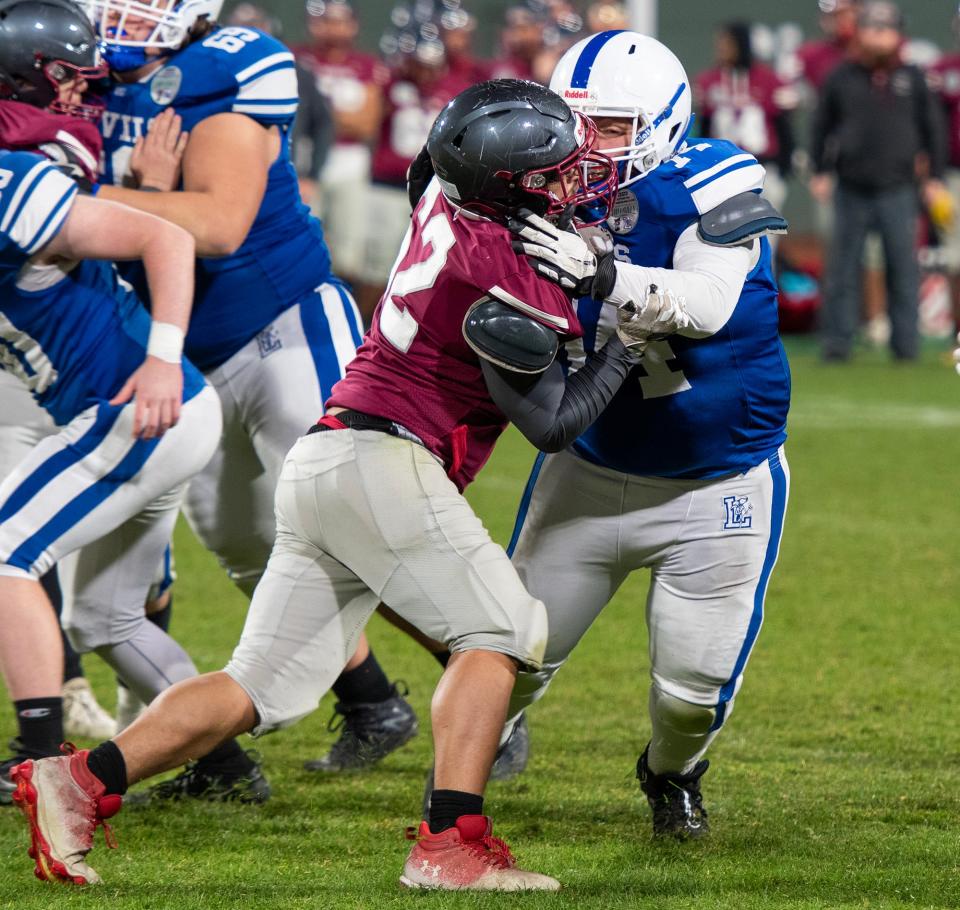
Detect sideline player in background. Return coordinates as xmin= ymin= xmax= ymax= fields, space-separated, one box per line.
xmin=10 ymin=79 xmax=653 ymax=892
xmin=0 ymin=148 xmax=222 ymax=802
xmin=503 ymin=31 xmax=792 ymax=839
xmin=84 ymin=0 xmax=417 ymax=790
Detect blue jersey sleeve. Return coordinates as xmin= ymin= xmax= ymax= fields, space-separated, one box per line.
xmin=636 ymin=139 xmax=767 ymax=236
xmin=183 ymin=27 xmax=298 ymax=129
xmin=0 ymin=151 xmax=77 ymax=278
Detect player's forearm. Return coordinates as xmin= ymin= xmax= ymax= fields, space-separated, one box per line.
xmin=606 ymin=226 xmax=753 ymax=338
xmin=481 ymin=336 xmax=637 ymax=453
xmin=96 ymin=184 xmax=245 ymax=257
xmin=139 ymin=221 xmax=196 ymax=337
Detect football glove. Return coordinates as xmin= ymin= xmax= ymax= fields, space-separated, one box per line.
xmin=954 ymin=331 xmax=960 ymax=377
xmin=508 ymin=208 xmax=617 ymax=300
xmin=615 ymin=284 xmax=690 ymax=353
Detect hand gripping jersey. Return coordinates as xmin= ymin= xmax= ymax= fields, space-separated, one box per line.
xmin=570 ymin=139 xmax=790 ymax=479
xmin=99 ymin=26 xmax=334 ymax=372
xmin=0 ymin=151 xmax=205 ymax=425
xmin=327 ymin=179 xmax=581 ymax=491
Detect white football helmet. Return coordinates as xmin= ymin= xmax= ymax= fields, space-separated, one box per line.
xmin=83 ymin=0 xmax=223 ymax=54
xmin=550 ymin=30 xmax=692 ymax=187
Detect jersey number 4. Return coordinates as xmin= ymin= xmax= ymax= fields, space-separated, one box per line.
xmin=380 ymin=181 xmax=454 ymax=353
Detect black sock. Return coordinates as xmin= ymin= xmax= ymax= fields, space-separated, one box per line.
xmin=195 ymin=738 xmax=255 ymax=776
xmin=429 ymin=789 xmax=484 ymax=833
xmin=147 ymin=597 xmax=173 ymax=633
xmin=14 ymin=697 xmax=63 ymax=758
xmin=331 ymin=650 xmax=393 ymax=704
xmin=433 ymin=650 xmax=451 ymax=669
xmin=87 ymin=740 xmax=128 ymax=795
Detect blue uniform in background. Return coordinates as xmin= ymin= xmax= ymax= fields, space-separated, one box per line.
xmin=98 ymin=27 xmax=363 ymax=597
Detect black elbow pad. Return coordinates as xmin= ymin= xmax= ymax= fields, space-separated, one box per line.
xmin=463 ymin=299 xmax=559 ymax=374
xmin=698 ymin=191 xmax=788 ymax=246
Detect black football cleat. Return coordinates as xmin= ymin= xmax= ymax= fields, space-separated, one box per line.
xmin=303 ymin=682 xmax=418 ymax=773
xmin=0 ymin=738 xmax=58 ymax=806
xmin=636 ymin=745 xmax=710 ymax=840
xmin=490 ymin=713 xmax=530 ymax=782
xmin=127 ymin=751 xmax=270 ymax=805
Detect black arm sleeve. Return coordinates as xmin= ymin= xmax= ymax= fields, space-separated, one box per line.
xmin=480 ymin=335 xmax=637 ymax=453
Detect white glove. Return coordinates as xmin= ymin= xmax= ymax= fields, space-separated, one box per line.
xmin=954 ymin=331 xmax=960 ymax=376
xmin=615 ymin=284 xmax=690 ymax=352
xmin=507 ymin=208 xmax=617 ymax=298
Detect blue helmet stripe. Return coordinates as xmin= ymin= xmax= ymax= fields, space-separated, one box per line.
xmin=652 ymin=82 xmax=687 ymax=128
xmin=569 ymin=29 xmax=626 ymax=89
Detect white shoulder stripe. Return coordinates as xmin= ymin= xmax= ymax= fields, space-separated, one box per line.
xmin=683 ymin=154 xmax=756 ymax=190
xmin=0 ymin=160 xmax=48 ymax=233
xmin=26 ymin=184 xmax=76 ymax=254
xmin=232 ymin=102 xmax=298 ymax=116
xmin=235 ymin=66 xmax=298 ymax=102
xmin=235 ymin=52 xmax=294 ymax=84
xmin=690 ymin=164 xmax=766 ymax=215
xmin=487 ymin=284 xmax=569 ymax=331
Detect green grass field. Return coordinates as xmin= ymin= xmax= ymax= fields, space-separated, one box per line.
xmin=2 ymin=338 xmax=960 ymax=909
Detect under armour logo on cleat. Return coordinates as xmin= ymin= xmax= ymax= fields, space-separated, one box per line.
xmin=420 ymin=860 xmax=442 ymax=878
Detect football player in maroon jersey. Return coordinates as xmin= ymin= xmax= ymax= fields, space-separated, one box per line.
xmin=11 ymin=79 xmax=655 ymax=891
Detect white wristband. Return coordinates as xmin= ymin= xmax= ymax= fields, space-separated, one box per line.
xmin=147 ymin=321 xmax=185 ymax=364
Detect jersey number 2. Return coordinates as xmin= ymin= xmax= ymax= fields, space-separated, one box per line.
xmin=380 ymin=181 xmax=454 ymax=353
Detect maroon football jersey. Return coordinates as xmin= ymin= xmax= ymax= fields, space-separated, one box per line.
xmin=694 ymin=63 xmax=797 ymax=162
xmin=371 ymin=70 xmax=476 ymax=187
xmin=0 ymin=100 xmax=102 ymax=182
xmin=327 ymin=179 xmax=582 ymax=491
xmin=928 ymin=54 xmax=960 ymax=169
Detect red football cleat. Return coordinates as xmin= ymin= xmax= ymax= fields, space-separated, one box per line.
xmin=400 ymin=815 xmax=560 ymax=891
xmin=11 ymin=744 xmax=121 ymax=886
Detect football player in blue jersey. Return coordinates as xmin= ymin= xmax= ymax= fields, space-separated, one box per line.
xmin=0 ymin=149 xmax=240 ymax=805
xmin=80 ymin=0 xmax=417 ymax=779
xmin=502 ymin=31 xmax=792 ymax=839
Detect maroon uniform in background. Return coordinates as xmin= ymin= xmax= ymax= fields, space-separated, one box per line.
xmin=0 ymin=100 xmax=101 ymax=182
xmin=327 ymin=179 xmax=581 ymax=491
xmin=371 ymin=69 xmax=475 ymax=187
xmin=694 ymin=63 xmax=795 ymax=162
xmin=293 ymin=45 xmax=389 ymax=144
xmin=928 ymin=54 xmax=960 ymax=168
xmin=797 ymin=38 xmax=850 ymax=92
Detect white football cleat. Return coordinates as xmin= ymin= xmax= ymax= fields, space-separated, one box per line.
xmin=62 ymin=678 xmax=117 ymax=740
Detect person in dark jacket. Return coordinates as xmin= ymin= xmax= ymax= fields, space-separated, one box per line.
xmin=809 ymin=0 xmax=947 ymax=361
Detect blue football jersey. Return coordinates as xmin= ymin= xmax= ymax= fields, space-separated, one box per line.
xmin=0 ymin=151 xmax=205 ymax=425
xmin=100 ymin=26 xmax=334 ymax=371
xmin=570 ymin=139 xmax=790 ymax=479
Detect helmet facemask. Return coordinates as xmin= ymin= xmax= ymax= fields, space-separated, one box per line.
xmin=45 ymin=57 xmax=109 ymax=120
xmin=82 ymin=0 xmax=222 ymax=70
xmin=509 ymin=114 xmax=619 ymax=226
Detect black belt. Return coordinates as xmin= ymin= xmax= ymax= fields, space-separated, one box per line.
xmin=307 ymin=409 xmax=425 ymax=447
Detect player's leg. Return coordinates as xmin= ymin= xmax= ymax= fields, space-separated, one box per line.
xmin=875 ymin=184 xmax=921 ymax=360
xmin=821 ymin=184 xmax=873 ymax=361
xmin=241 ymin=290 xmax=416 ymax=772
xmin=639 ymin=448 xmax=790 ymax=838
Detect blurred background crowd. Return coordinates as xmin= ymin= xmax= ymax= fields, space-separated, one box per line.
xmin=225 ymin=0 xmax=960 ymax=358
